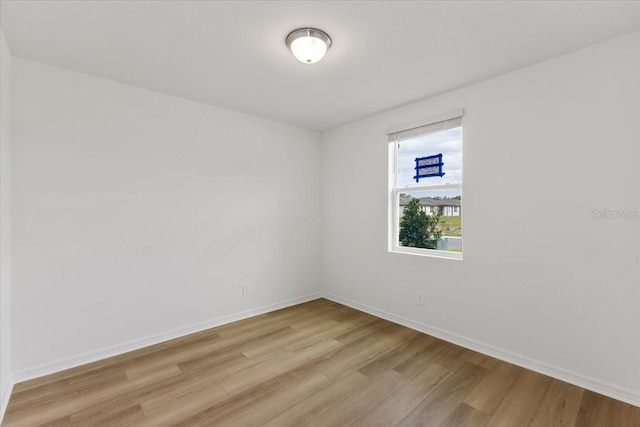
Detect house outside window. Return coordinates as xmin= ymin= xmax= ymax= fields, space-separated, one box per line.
xmin=388 ymin=111 xmax=463 ymax=259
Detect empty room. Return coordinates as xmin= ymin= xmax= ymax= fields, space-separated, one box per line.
xmin=0 ymin=1 xmax=639 ymax=426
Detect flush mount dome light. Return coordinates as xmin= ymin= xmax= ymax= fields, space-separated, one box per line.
xmin=286 ymin=28 xmax=332 ymax=64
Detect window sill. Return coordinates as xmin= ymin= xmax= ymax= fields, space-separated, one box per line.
xmin=389 ymin=246 xmax=463 ymax=260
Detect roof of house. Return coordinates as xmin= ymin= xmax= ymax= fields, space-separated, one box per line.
xmin=399 ymin=196 xmax=461 ymax=207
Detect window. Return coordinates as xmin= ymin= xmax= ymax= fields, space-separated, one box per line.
xmin=388 ymin=112 xmax=463 ymax=259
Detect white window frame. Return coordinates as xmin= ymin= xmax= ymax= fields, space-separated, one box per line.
xmin=388 ymin=111 xmax=464 ymax=260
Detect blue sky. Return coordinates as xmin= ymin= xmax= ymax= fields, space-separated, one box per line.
xmin=397 ymin=127 xmax=462 ymax=198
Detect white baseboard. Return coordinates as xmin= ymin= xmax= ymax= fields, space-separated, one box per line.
xmin=0 ymin=377 xmax=14 ymax=425
xmin=9 ymin=291 xmax=639 ymax=409
xmin=322 ymin=292 xmax=640 ymax=408
xmin=12 ymin=293 xmax=321 ymax=384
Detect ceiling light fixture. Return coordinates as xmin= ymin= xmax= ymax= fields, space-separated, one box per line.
xmin=286 ymin=28 xmax=332 ymax=64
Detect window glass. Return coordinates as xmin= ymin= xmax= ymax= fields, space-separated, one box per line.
xmin=389 ymin=114 xmax=463 ymax=258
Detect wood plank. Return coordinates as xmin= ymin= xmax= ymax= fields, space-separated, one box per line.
xmin=7 ymin=369 xmax=129 ymax=415
xmin=11 ymin=342 xmax=178 ymax=395
xmin=395 ymin=362 xmax=485 ymax=426
xmin=467 ymin=352 xmax=500 ymax=370
xmin=262 ymin=371 xmax=370 ymax=427
xmin=436 ymin=344 xmax=477 ymax=371
xmin=333 ymin=317 xmax=393 ymax=344
xmin=463 ymin=360 xmax=523 ymax=414
xmin=213 ymin=373 xmax=332 ymax=427
xmin=349 ymin=363 xmax=451 ymax=427
xmin=218 ymin=338 xmax=342 ymax=394
xmin=70 ymin=402 xmax=146 ymax=426
xmin=241 ymin=312 xmax=376 ymax=360
xmin=440 ymin=402 xmax=491 ymax=427
xmin=321 ymin=324 xmax=419 ymax=379
xmin=168 ymin=378 xmax=288 ymax=426
xmin=574 ymin=390 xmax=640 ymax=427
xmin=4 ymin=364 xmax=182 ymax=427
xmin=358 ymin=333 xmax=435 ymax=379
xmin=137 ymin=383 xmax=230 ymax=426
xmin=485 ymin=370 xmax=552 ymax=426
xmin=305 ymin=370 xmax=407 ymax=426
xmin=393 ymin=338 xmax=453 ymax=378
xmin=529 ymin=379 xmax=584 ymax=427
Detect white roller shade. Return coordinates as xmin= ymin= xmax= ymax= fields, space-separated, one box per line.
xmin=388 ymin=111 xmax=463 ymax=143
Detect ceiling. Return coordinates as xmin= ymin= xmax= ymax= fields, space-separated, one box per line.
xmin=2 ymin=1 xmax=640 ymax=131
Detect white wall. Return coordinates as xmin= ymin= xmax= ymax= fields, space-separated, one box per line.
xmin=0 ymin=27 xmax=13 ymax=417
xmin=4 ymin=24 xmax=639 ymax=410
xmin=321 ymin=31 xmax=640 ymax=404
xmin=11 ymin=59 xmax=322 ymax=376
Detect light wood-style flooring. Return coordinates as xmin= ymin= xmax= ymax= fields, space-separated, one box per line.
xmin=3 ymin=298 xmax=639 ymax=426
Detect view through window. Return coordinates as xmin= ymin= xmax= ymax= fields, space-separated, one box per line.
xmin=389 ymin=115 xmax=463 ymax=258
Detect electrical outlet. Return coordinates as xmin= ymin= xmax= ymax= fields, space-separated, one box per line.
xmin=417 ymin=291 xmax=424 ymax=305
xmin=242 ymin=283 xmax=248 ymax=295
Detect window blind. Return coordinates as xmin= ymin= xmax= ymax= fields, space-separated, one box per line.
xmin=388 ymin=113 xmax=463 ymax=143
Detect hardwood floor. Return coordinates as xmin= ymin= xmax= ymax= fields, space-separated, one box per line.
xmin=3 ymin=298 xmax=639 ymax=426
